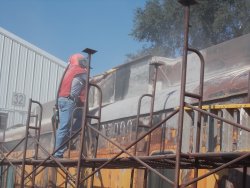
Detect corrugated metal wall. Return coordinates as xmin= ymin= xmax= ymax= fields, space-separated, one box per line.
xmin=0 ymin=27 xmax=66 ymax=129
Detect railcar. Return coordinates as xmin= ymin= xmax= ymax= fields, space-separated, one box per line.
xmin=1 ymin=33 xmax=250 ymax=188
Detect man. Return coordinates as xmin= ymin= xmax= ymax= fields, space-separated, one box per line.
xmin=54 ymin=53 xmax=88 ymax=158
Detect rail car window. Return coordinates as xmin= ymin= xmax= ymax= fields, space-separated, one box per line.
xmin=114 ymin=66 xmax=130 ymax=100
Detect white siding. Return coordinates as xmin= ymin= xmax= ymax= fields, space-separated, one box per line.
xmin=0 ymin=37 xmax=12 ymax=108
xmin=0 ymin=27 xmax=66 ymax=129
xmin=40 ymin=58 xmax=51 ymax=103
xmin=24 ymin=50 xmax=36 ymax=98
xmin=32 ymin=54 xmax=43 ymax=101
xmin=16 ymin=46 xmax=28 ymax=94
xmin=0 ymin=35 xmax=4 ymax=76
xmin=6 ymin=42 xmax=20 ymax=108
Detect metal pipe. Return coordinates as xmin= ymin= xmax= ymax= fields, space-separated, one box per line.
xmin=75 ymin=49 xmax=96 ymax=188
xmin=135 ymin=94 xmax=152 ymax=154
xmin=188 ymin=48 xmax=205 ymax=188
xmin=131 ymin=63 xmax=161 ymax=188
xmin=21 ymin=98 xmax=32 ymax=188
xmin=89 ymin=83 xmax=103 ymax=188
xmin=31 ymin=100 xmax=43 ymax=187
xmin=130 ymin=94 xmax=152 ymax=188
xmin=3 ymin=150 xmax=250 ymax=167
xmin=144 ymin=63 xmax=161 ymax=188
xmin=175 ymin=5 xmax=190 ymax=188
xmin=147 ymin=63 xmax=160 ymax=154
xmin=188 ymin=151 xmax=250 ymax=158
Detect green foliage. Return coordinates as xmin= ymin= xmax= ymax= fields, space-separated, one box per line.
xmin=130 ymin=0 xmax=250 ymax=58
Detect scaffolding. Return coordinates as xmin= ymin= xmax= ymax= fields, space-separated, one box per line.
xmin=1 ymin=0 xmax=250 ymax=187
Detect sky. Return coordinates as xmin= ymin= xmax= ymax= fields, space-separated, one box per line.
xmin=0 ymin=0 xmax=147 ymax=76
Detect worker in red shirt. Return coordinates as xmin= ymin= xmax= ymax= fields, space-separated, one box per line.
xmin=54 ymin=53 xmax=87 ymax=158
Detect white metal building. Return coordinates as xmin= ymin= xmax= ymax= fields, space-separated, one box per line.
xmin=0 ymin=27 xmax=66 ymax=131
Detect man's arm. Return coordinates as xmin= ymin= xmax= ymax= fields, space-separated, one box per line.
xmin=70 ymin=73 xmax=87 ymax=98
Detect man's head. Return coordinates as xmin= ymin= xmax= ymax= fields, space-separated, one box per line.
xmin=69 ymin=53 xmax=88 ymax=68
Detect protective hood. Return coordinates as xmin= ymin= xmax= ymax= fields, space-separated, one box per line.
xmin=68 ymin=53 xmax=86 ymax=66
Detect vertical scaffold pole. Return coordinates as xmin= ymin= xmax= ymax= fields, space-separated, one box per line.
xmin=174 ymin=2 xmax=190 ymax=188
xmin=75 ymin=48 xmax=97 ymax=188
xmin=143 ymin=62 xmax=162 ymax=188
xmin=20 ymin=99 xmax=32 ymax=188
xmin=130 ymin=62 xmax=162 ymax=188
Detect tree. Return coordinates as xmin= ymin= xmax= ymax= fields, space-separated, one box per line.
xmin=129 ymin=0 xmax=250 ymax=59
